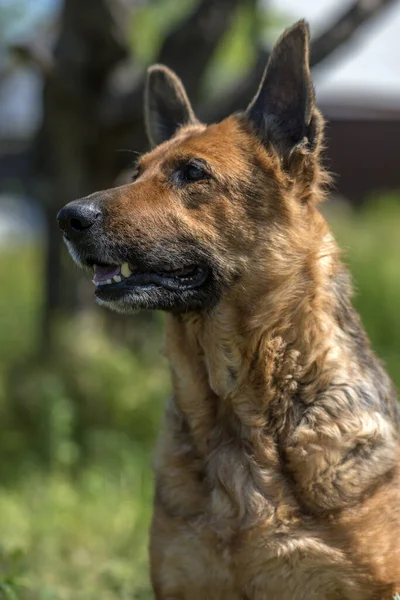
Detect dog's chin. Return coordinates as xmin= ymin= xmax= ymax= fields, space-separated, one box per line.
xmin=94 ymin=269 xmax=215 ymax=314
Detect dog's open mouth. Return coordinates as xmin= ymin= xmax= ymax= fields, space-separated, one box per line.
xmin=92 ymin=261 xmax=209 ymax=298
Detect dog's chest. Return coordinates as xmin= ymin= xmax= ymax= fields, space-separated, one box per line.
xmin=204 ymin=438 xmax=296 ymax=535
xmin=152 ymin=421 xmax=373 ymax=599
xmin=156 ymin=416 xmax=296 ymax=532
xmin=151 ymin=495 xmax=363 ymax=600
xmin=151 ymin=504 xmax=369 ymax=600
xmin=153 ymin=438 xmax=304 ymax=596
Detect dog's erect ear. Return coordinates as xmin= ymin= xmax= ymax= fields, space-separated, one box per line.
xmin=246 ymin=20 xmax=320 ymax=157
xmin=145 ymin=65 xmax=198 ymax=148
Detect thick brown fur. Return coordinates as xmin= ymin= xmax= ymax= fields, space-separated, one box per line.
xmin=59 ymin=21 xmax=400 ymax=600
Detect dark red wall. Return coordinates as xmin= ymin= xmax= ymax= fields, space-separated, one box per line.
xmin=323 ymin=118 xmax=400 ymax=205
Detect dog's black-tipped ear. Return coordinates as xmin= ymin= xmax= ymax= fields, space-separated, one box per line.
xmin=246 ymin=20 xmax=319 ymax=156
xmin=145 ymin=65 xmax=198 ymax=148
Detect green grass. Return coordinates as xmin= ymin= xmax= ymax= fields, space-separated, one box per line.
xmin=0 ymin=199 xmax=400 ymax=598
xmin=326 ymin=196 xmax=400 ymax=388
xmin=0 ymin=458 xmax=157 ymax=595
xmin=0 ymin=245 xmax=167 ymax=599
xmin=0 ymin=466 xmax=153 ymax=600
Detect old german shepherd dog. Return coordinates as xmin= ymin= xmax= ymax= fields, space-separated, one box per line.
xmin=57 ymin=20 xmax=400 ymax=600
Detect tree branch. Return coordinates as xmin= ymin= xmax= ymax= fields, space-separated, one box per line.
xmin=205 ymin=0 xmax=397 ymax=122
xmin=310 ymin=0 xmax=398 ymax=66
xmin=100 ymin=0 xmax=257 ymax=139
xmin=157 ymin=0 xmax=243 ymax=103
xmin=99 ymin=0 xmax=397 ymax=143
xmin=202 ymin=44 xmax=269 ymax=122
xmin=54 ymin=0 xmax=129 ymax=75
xmin=10 ymin=42 xmax=54 ymax=76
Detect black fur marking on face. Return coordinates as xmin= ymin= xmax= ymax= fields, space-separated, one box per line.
xmin=65 ymin=225 xmax=225 ymax=314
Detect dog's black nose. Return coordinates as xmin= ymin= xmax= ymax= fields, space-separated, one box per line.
xmin=57 ymin=202 xmax=101 ymax=238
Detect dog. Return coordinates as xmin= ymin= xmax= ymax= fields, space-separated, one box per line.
xmin=57 ymin=20 xmax=400 ymax=600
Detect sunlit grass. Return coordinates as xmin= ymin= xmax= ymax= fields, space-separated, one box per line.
xmin=326 ymin=196 xmax=400 ymax=388
xmin=0 ymin=242 xmax=43 ymax=363
xmin=0 ymin=465 xmax=154 ymax=600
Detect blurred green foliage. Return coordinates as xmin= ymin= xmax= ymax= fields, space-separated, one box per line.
xmin=325 ymin=196 xmax=400 ymax=385
xmin=201 ymin=3 xmax=257 ymax=99
xmin=0 ymin=466 xmax=153 ymax=600
xmin=130 ymin=0 xmax=197 ymax=65
xmin=0 ymin=244 xmax=169 ymax=478
xmin=0 ymin=199 xmax=400 ymax=598
xmin=129 ymin=1 xmax=283 ymax=102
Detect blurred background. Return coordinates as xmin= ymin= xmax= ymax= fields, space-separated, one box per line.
xmin=0 ymin=0 xmax=400 ymax=598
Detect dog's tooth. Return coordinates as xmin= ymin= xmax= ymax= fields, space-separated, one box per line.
xmin=113 ymin=275 xmax=122 ymax=283
xmin=121 ymin=262 xmax=132 ymax=277
xmin=106 ymin=279 xmax=112 ymax=285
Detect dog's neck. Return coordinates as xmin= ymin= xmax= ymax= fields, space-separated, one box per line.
xmin=164 ymin=223 xmax=349 ymax=454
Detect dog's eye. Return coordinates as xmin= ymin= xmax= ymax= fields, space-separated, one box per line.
xmin=181 ymin=161 xmax=208 ymax=183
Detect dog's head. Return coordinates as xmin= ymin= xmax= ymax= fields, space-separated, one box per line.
xmin=57 ymin=21 xmax=326 ymax=314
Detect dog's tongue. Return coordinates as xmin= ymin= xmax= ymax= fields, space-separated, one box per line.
xmin=93 ymin=264 xmax=121 ymax=283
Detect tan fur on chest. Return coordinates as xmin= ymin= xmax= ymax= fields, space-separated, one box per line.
xmin=152 ymin=312 xmax=400 ymax=600
xmin=153 ymin=423 xmax=400 ymax=600
xmin=152 ymin=457 xmax=400 ymax=600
